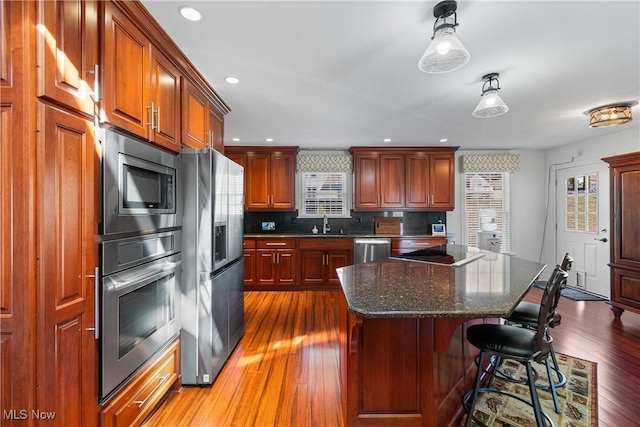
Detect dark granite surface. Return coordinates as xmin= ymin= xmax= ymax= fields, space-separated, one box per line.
xmin=336 ymin=244 xmax=546 ymax=319
xmin=244 ymin=233 xmax=442 ymax=238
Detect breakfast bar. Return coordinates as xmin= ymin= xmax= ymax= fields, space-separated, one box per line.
xmin=336 ymin=244 xmax=546 ymax=427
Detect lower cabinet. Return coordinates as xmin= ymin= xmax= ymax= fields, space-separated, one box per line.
xmin=101 ymin=336 xmax=181 ymax=427
xmin=299 ymin=238 xmax=353 ymax=288
xmin=391 ymin=237 xmax=447 ymax=256
xmin=255 ymin=239 xmax=298 ymax=286
xmin=243 ymin=238 xmax=257 ymax=286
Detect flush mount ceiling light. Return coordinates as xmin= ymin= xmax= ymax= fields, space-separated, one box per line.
xmin=588 ymin=104 xmax=632 ymax=128
xmin=472 ymin=73 xmax=509 ymax=118
xmin=418 ymin=0 xmax=470 ymax=74
xmin=225 ymin=76 xmax=240 ymax=84
xmin=179 ymin=6 xmax=202 ymax=22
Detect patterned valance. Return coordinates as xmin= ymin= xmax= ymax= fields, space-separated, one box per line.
xmin=297 ymin=153 xmax=352 ymax=173
xmin=460 ymin=154 xmax=520 ymax=173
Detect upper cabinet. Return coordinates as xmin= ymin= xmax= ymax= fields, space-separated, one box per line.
xmin=225 ymin=146 xmax=298 ymax=211
xmin=102 ymin=1 xmax=229 ymax=153
xmin=181 ymin=78 xmax=225 ymax=151
xmin=350 ymin=147 xmax=458 ymax=211
xmin=37 ymin=0 xmax=99 ymax=117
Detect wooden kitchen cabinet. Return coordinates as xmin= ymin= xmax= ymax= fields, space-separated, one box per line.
xmin=299 ymin=238 xmax=353 ymax=288
xmin=103 ymin=2 xmax=188 ymax=153
xmin=101 ymin=336 xmax=180 ymax=427
xmin=226 ymin=146 xmax=298 ymax=211
xmin=37 ymin=0 xmax=99 ymax=117
xmin=604 ymin=151 xmax=640 ymax=318
xmin=243 ymin=238 xmax=257 ymax=286
xmin=38 ymin=103 xmax=100 ymax=426
xmin=182 ymin=78 xmax=226 ymax=151
xmin=391 ymin=238 xmax=448 ymax=256
xmin=351 ymin=147 xmax=457 ymax=211
xmin=256 ymin=239 xmax=298 ymax=285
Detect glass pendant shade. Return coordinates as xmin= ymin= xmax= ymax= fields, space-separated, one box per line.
xmin=472 ymin=90 xmax=509 ymax=118
xmin=418 ymin=27 xmax=470 ymax=73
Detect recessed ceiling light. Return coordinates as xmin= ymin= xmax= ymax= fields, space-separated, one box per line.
xmin=440 ymin=138 xmax=448 ymax=143
xmin=383 ymin=138 xmax=392 ymax=143
xmin=179 ymin=6 xmax=201 ymax=22
xmin=225 ymin=76 xmax=240 ymax=84
xmin=265 ymin=138 xmax=273 ymax=142
xmin=232 ymin=138 xmax=240 ymax=142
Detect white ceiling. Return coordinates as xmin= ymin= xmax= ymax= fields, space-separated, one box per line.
xmin=142 ymin=0 xmax=640 ymax=151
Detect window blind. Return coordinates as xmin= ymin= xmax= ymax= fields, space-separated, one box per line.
xmin=300 ymin=172 xmax=348 ymax=217
xmin=464 ymin=172 xmax=510 ymax=253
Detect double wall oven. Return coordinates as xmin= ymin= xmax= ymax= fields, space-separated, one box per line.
xmin=99 ymin=129 xmax=182 ymax=401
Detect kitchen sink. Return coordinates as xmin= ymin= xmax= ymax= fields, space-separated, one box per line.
xmin=301 ymin=233 xmax=349 ymax=238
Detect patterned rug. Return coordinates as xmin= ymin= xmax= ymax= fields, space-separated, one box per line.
xmin=462 ymin=353 xmax=597 ymax=427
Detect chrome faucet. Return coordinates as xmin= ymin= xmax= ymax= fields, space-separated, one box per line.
xmin=323 ymin=214 xmax=331 ymax=234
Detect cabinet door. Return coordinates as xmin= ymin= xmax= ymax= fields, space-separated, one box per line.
xmin=256 ymin=249 xmax=276 ymax=285
xmin=245 ymin=152 xmax=271 ymax=209
xmin=210 ymin=108 xmax=224 ymax=153
xmin=405 ymin=154 xmax=430 ymax=209
xmin=149 ymin=47 xmax=181 ymax=152
xmin=181 ymin=78 xmax=209 ymax=148
xmin=300 ymin=250 xmax=325 ymax=285
xmin=327 ymin=250 xmax=351 ymax=286
xmin=270 ymin=152 xmax=296 ymax=210
xmin=38 ymin=104 xmax=99 ymax=426
xmin=38 ymin=0 xmax=98 ymax=117
xmin=379 ymin=154 xmax=405 ymax=208
xmin=103 ymin=1 xmax=150 ymax=138
xmin=429 ymin=153 xmax=455 ymax=209
xmin=277 ymin=250 xmax=298 ymax=284
xmin=243 ymin=249 xmax=256 ymax=286
xmin=353 ymin=154 xmax=380 ymax=209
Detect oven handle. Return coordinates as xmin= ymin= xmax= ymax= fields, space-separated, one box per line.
xmin=104 ymin=260 xmax=182 ymax=294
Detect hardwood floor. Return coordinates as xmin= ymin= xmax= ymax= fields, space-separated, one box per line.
xmin=144 ymin=289 xmax=640 ymax=427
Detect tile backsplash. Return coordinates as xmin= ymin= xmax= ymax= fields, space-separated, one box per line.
xmin=244 ymin=211 xmax=446 ymax=235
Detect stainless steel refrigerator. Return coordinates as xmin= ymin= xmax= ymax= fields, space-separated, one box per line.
xmin=180 ymin=148 xmax=245 ymax=385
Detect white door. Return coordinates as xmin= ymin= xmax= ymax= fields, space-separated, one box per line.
xmin=556 ymin=162 xmax=610 ymax=298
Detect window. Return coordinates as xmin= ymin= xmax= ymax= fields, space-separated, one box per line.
xmin=464 ymin=172 xmax=510 ymax=253
xmin=299 ymin=172 xmax=350 ymax=218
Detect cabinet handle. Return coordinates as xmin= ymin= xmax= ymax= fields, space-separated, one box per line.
xmin=265 ymin=242 xmax=286 ymax=246
xmin=85 ymin=267 xmax=99 ymax=339
xmin=156 ymin=105 xmax=161 ymax=134
xmin=131 ymin=374 xmax=169 ymax=408
xmin=87 ymin=64 xmax=99 ymax=102
xmin=146 ymin=101 xmax=156 ymax=130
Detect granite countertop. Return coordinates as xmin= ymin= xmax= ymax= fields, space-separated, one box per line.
xmin=243 ymin=233 xmax=443 ymax=238
xmin=336 ymin=245 xmax=546 ymax=319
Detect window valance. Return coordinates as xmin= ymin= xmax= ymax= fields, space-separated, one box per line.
xmin=297 ymin=154 xmax=352 ymax=173
xmin=460 ymin=154 xmax=520 ymax=173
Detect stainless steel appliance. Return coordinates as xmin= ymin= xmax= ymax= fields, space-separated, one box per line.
xmin=180 ymin=148 xmax=245 ymax=385
xmin=102 ymin=129 xmax=181 ymax=236
xmin=353 ymin=238 xmax=391 ymax=263
xmin=100 ymin=231 xmax=182 ymax=400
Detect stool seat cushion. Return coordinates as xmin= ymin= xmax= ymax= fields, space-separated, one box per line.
xmin=508 ymin=302 xmax=562 ymax=327
xmin=467 ymin=324 xmax=551 ymax=360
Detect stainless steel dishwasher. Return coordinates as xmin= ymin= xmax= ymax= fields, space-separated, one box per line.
xmin=353 ymin=238 xmax=391 ymax=263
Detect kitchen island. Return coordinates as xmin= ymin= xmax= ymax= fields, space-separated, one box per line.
xmin=336 ymin=245 xmax=546 ymax=427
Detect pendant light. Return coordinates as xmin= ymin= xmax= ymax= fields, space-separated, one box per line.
xmin=418 ymin=0 xmax=470 ymax=74
xmin=472 ymin=73 xmax=509 ymax=118
xmin=588 ymin=104 xmax=632 ymax=128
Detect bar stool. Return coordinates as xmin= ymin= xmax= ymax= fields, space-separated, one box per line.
xmin=502 ymin=253 xmax=573 ymax=413
xmin=464 ymin=265 xmax=568 ymax=427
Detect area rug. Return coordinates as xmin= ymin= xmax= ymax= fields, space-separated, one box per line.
xmin=532 ymin=283 xmax=606 ymax=302
xmin=462 ymin=353 xmax=597 ymax=427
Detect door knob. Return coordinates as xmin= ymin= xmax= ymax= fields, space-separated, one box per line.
xmin=594 ymin=237 xmax=608 ymax=242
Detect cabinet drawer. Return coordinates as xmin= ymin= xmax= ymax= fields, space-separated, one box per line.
xmin=101 ymin=336 xmax=180 ymax=427
xmin=257 ymin=239 xmax=297 ymax=249
xmin=299 ymin=238 xmax=353 ymax=250
xmin=244 ymin=238 xmax=256 ymax=249
xmin=391 ymin=238 xmax=447 ymax=256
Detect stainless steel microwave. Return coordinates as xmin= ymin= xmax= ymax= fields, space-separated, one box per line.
xmin=102 ymin=129 xmax=181 ymax=236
